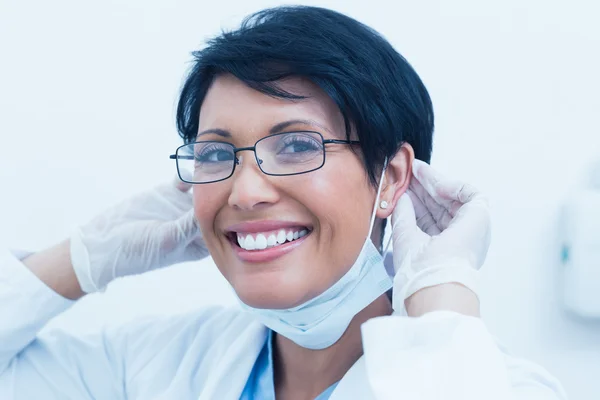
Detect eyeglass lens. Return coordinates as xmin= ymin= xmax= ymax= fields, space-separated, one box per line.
xmin=175 ymin=131 xmax=326 ymax=183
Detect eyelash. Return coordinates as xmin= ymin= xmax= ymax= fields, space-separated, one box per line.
xmin=195 ymin=144 xmax=231 ymax=160
xmin=279 ymin=135 xmax=321 ymax=149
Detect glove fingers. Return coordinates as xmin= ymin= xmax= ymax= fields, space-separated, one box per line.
xmin=172 ymin=209 xmax=209 ymax=261
xmin=145 ymin=178 xmax=194 ymax=220
xmin=392 ymin=193 xmax=430 ymax=247
xmin=435 ymin=209 xmax=454 ymax=231
xmin=173 ymin=209 xmax=200 ymax=239
xmin=391 ymin=192 xmax=418 ymax=237
xmin=153 ymin=209 xmax=206 ymax=268
xmin=411 ymin=160 xmax=454 ymax=208
xmin=445 ymin=195 xmax=490 ymax=240
xmin=174 ymin=174 xmax=193 ymax=193
xmin=408 ymin=190 xmax=442 ymax=236
xmin=413 ymin=160 xmax=478 ymax=211
xmin=409 ymin=178 xmax=450 ymax=234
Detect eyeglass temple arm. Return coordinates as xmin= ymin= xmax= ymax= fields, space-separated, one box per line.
xmin=169 ymin=155 xmax=194 ymax=160
xmin=323 ymin=139 xmax=360 ymax=145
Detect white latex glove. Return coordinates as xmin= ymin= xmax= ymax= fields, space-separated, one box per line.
xmin=390 ymin=160 xmax=491 ymax=313
xmin=70 ymin=177 xmax=208 ymax=293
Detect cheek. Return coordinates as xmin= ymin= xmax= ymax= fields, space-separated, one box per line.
xmin=308 ymin=162 xmax=373 ymax=226
xmin=192 ymin=185 xmax=228 ymax=239
xmin=295 ymin=163 xmax=375 ymax=278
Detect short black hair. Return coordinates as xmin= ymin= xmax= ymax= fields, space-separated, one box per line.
xmin=176 ymin=5 xmax=434 ymax=186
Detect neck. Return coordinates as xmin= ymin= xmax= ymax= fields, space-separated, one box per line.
xmin=273 ymin=293 xmax=392 ymax=399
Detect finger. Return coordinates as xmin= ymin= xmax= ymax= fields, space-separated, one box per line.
xmin=444 ymin=195 xmax=491 ymax=246
xmin=435 ymin=207 xmax=455 ymax=231
xmin=433 ymin=180 xmax=479 ymax=210
xmin=412 ymin=160 xmax=481 ymax=222
xmin=174 ymin=172 xmax=193 ymax=192
xmin=172 ymin=209 xmax=201 ymax=241
xmin=410 ymin=170 xmax=455 ymax=213
xmin=407 ymin=189 xmax=428 ymax=220
xmin=152 ymin=179 xmax=194 ymax=218
xmin=155 ymin=209 xmax=206 ymax=267
xmin=408 ymin=190 xmax=442 ymax=235
xmin=409 ymin=178 xmax=451 ymax=233
xmin=391 ymin=192 xmax=418 ymax=239
xmin=413 ymin=160 xmax=479 ymax=206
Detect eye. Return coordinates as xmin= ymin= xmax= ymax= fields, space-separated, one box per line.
xmin=195 ymin=144 xmax=234 ymax=163
xmin=278 ymin=135 xmax=322 ymax=154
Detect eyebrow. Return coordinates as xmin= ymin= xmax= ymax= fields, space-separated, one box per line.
xmin=196 ymin=119 xmax=333 ymax=139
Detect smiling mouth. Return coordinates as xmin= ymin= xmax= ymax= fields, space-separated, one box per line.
xmin=227 ymin=227 xmax=312 ymax=251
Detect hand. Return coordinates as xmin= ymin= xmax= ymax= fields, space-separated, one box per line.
xmin=390 ymin=160 xmax=491 ymax=315
xmin=70 ymin=177 xmax=208 ymax=293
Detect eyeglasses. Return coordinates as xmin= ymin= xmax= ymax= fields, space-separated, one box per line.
xmin=170 ymin=131 xmax=359 ymax=184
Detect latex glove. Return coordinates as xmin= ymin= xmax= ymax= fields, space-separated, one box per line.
xmin=390 ymin=160 xmax=491 ymax=313
xmin=70 ymin=177 xmax=208 ymax=293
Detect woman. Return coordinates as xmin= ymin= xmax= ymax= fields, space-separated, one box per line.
xmin=0 ymin=6 xmax=565 ymax=400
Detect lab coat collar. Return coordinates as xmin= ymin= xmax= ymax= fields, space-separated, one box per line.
xmin=196 ymin=316 xmax=375 ymax=400
xmin=197 ymin=319 xmax=267 ymax=400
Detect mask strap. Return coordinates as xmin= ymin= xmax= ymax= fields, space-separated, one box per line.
xmin=367 ymin=158 xmax=389 ymax=237
xmin=382 ymin=227 xmax=394 ymax=255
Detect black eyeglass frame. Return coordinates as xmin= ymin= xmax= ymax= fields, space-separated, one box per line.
xmin=169 ymin=130 xmax=360 ymax=184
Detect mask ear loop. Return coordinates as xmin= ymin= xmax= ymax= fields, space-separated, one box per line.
xmin=382 ymin=225 xmax=394 ymax=255
xmin=367 ymin=158 xmax=389 ymax=241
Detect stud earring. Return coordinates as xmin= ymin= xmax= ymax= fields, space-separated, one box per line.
xmin=379 ymin=200 xmax=388 ymax=209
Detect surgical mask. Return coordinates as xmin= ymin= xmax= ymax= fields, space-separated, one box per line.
xmin=237 ymin=164 xmax=393 ymax=349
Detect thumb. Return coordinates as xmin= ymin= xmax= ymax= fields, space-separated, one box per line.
xmin=391 ymin=192 xmax=418 ymax=240
xmin=390 ymin=192 xmax=419 ymax=276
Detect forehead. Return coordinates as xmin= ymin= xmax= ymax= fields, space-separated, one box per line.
xmin=198 ymin=74 xmax=345 ymax=138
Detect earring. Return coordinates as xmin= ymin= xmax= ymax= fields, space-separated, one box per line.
xmin=379 ymin=200 xmax=388 ymax=209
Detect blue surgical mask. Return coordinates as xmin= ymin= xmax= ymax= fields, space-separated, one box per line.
xmin=237 ymin=164 xmax=393 ymax=349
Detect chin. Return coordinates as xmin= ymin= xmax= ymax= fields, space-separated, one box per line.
xmin=232 ymin=277 xmax=313 ymax=310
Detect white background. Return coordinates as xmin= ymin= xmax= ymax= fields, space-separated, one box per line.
xmin=1 ymin=0 xmax=599 ymax=398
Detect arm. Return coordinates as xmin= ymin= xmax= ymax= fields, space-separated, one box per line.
xmin=22 ymin=239 xmax=84 ymax=300
xmin=0 ymin=176 xmax=208 ymax=398
xmin=362 ymin=160 xmax=566 ymax=399
xmin=0 ymin=247 xmax=124 ymax=399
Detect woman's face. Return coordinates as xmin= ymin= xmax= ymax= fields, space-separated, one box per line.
xmin=193 ymin=74 xmax=381 ymax=309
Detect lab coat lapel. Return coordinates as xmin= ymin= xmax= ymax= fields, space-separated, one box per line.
xmin=329 ymin=355 xmax=376 ymax=400
xmin=197 ymin=320 xmax=268 ymax=400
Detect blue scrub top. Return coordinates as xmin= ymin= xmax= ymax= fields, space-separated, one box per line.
xmin=240 ymin=330 xmax=339 ymax=400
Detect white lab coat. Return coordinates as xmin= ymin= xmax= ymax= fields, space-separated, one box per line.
xmin=0 ymin=248 xmax=566 ymax=399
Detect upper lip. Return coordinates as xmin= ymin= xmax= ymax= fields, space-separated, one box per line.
xmin=225 ymin=220 xmax=312 ymax=234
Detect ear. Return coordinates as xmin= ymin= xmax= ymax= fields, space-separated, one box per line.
xmin=376 ymin=143 xmax=415 ymax=219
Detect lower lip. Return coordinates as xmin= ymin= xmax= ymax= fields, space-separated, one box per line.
xmin=231 ymin=233 xmax=310 ymax=263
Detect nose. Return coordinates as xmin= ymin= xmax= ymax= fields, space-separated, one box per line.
xmin=228 ymin=154 xmax=280 ymax=211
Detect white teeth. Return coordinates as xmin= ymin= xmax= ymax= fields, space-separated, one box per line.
xmin=277 ymin=230 xmax=287 ymax=244
xmin=244 ymin=235 xmax=256 ymax=250
xmin=237 ymin=228 xmax=310 ymax=251
xmin=255 ymin=234 xmax=267 ymax=250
